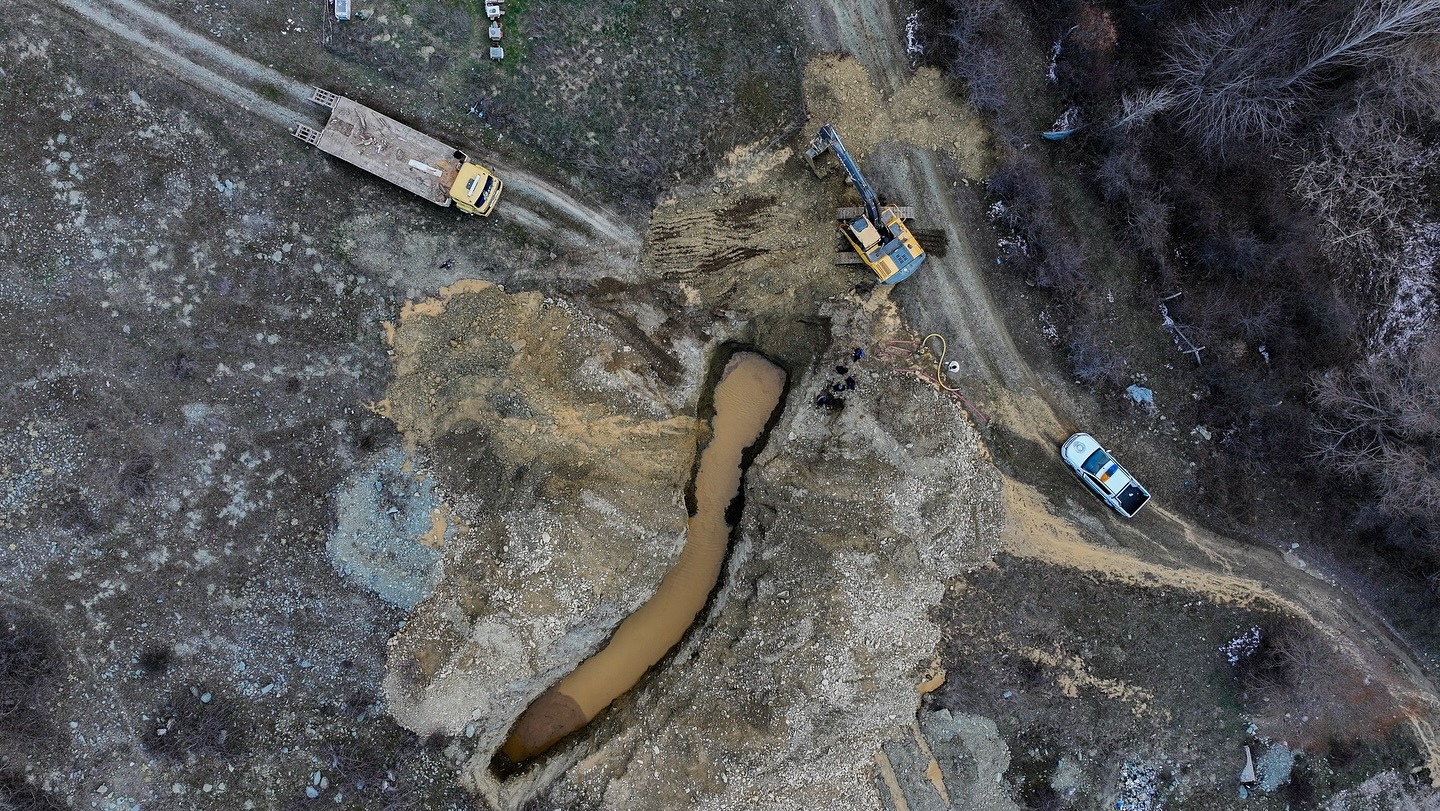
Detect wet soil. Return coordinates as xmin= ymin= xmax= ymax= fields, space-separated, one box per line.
xmin=501 ymin=352 xmax=785 ymax=761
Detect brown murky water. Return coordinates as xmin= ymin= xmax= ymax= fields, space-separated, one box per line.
xmin=502 ymin=352 xmax=786 ymax=762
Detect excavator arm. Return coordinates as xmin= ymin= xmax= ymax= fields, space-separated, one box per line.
xmin=804 ymin=124 xmax=926 ymax=285
xmin=804 ymin=124 xmax=883 ymax=227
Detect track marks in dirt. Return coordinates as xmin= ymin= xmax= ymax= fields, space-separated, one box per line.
xmin=647 ymin=196 xmax=787 ymax=277
xmin=48 ymin=0 xmax=303 ymax=127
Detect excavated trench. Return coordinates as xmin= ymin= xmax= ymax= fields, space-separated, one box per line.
xmin=494 ymin=347 xmax=789 ymax=770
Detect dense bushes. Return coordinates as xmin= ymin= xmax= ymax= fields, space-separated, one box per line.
xmin=931 ymin=0 xmax=1440 ymax=554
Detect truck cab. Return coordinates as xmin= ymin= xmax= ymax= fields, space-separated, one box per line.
xmin=449 ymin=159 xmax=503 ymax=217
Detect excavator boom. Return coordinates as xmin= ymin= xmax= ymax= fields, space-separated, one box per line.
xmin=805 ymin=124 xmax=882 ymax=226
xmin=804 ymin=124 xmax=925 ymax=284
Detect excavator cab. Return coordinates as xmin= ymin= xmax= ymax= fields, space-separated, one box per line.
xmin=805 ymin=124 xmax=926 ymax=284
xmin=845 ymin=216 xmax=883 ymax=251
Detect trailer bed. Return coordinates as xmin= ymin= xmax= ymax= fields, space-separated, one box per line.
xmin=294 ymin=90 xmax=459 ymax=206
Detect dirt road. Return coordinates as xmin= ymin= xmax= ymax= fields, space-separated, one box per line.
xmin=40 ymin=0 xmax=638 ymax=251
xmin=802 ymin=0 xmax=1440 ymax=785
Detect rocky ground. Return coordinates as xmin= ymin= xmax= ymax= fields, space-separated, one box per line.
xmin=5 ymin=0 xmax=1440 ymax=808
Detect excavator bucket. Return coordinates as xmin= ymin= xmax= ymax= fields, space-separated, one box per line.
xmin=803 ymin=132 xmax=832 ymax=178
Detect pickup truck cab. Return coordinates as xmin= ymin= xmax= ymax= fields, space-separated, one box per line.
xmin=1060 ymin=433 xmax=1151 ymax=518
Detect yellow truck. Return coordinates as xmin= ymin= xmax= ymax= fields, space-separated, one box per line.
xmin=292 ymin=87 xmax=502 ymax=216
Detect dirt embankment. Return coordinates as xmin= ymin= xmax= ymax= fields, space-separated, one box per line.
xmin=378 ymin=280 xmax=705 ymax=754
xmin=372 ymin=53 xmax=1013 ymax=810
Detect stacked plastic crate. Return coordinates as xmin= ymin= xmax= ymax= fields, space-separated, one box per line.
xmin=486 ymin=1 xmax=505 ymax=59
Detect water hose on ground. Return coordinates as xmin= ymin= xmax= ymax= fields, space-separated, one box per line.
xmin=877 ymin=334 xmax=991 ymax=427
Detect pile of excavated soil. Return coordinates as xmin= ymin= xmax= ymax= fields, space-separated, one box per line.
xmin=802 ymin=54 xmax=991 ymax=178
xmin=379 ymin=279 xmax=707 ymax=754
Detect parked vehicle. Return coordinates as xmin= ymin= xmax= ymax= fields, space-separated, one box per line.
xmin=292 ymin=87 xmax=503 ymax=216
xmin=1060 ymin=433 xmax=1151 ymax=518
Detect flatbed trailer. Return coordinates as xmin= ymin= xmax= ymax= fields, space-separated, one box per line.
xmin=292 ymin=87 xmax=502 ymax=216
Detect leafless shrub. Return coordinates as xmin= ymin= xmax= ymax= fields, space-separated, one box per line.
xmin=1037 ymin=236 xmax=1090 ymax=289
xmin=289 ymin=731 xmax=463 ymax=810
xmin=1124 ymin=195 xmax=1173 ymax=263
xmin=1312 ymin=336 xmax=1440 ymax=528
xmin=1292 ymin=105 xmax=1431 ymax=261
xmin=1194 ymin=285 xmax=1281 ymax=343
xmin=988 ymin=155 xmax=1054 ymax=222
xmin=0 ymin=772 xmax=68 ymax=811
xmin=1235 ymin=620 xmax=1408 ymax=749
xmin=943 ymin=0 xmax=1031 ymax=125
xmin=1068 ymin=330 xmax=1127 ymax=388
xmin=0 ymin=606 xmax=59 ymax=738
xmin=1095 ymin=145 xmax=1154 ymax=203
xmin=944 ymin=0 xmax=1008 ymax=57
xmin=117 ymin=454 xmax=156 ymax=499
xmin=143 ymin=687 xmax=242 ymax=761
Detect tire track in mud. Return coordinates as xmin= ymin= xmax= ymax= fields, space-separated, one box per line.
xmin=802 ymin=0 xmax=908 ymax=95
xmin=646 ymin=195 xmax=782 ymax=276
xmin=40 ymin=0 xmax=637 ymax=251
xmin=49 ymin=0 xmax=304 ymax=127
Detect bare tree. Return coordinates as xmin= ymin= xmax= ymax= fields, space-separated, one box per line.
xmin=1159 ymin=1 xmax=1310 ymax=156
xmin=1312 ymin=336 xmax=1440 ymax=527
xmin=1366 ymin=37 xmax=1440 ymax=119
xmin=1111 ymin=87 xmax=1175 ymax=131
xmin=1293 ymin=0 xmax=1440 ymax=77
xmin=1154 ymin=0 xmax=1440 ymax=155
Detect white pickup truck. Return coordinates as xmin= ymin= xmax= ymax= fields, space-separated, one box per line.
xmin=1060 ymin=433 xmax=1151 ymax=518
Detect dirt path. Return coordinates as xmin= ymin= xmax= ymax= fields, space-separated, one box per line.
xmin=806 ymin=0 xmax=1440 ymax=785
xmin=40 ymin=0 xmax=638 ymax=252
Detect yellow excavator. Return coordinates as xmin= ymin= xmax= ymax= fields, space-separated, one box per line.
xmin=804 ymin=124 xmax=925 ymax=284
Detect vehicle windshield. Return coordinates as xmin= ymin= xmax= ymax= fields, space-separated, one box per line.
xmin=1081 ymin=448 xmax=1113 ymax=476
